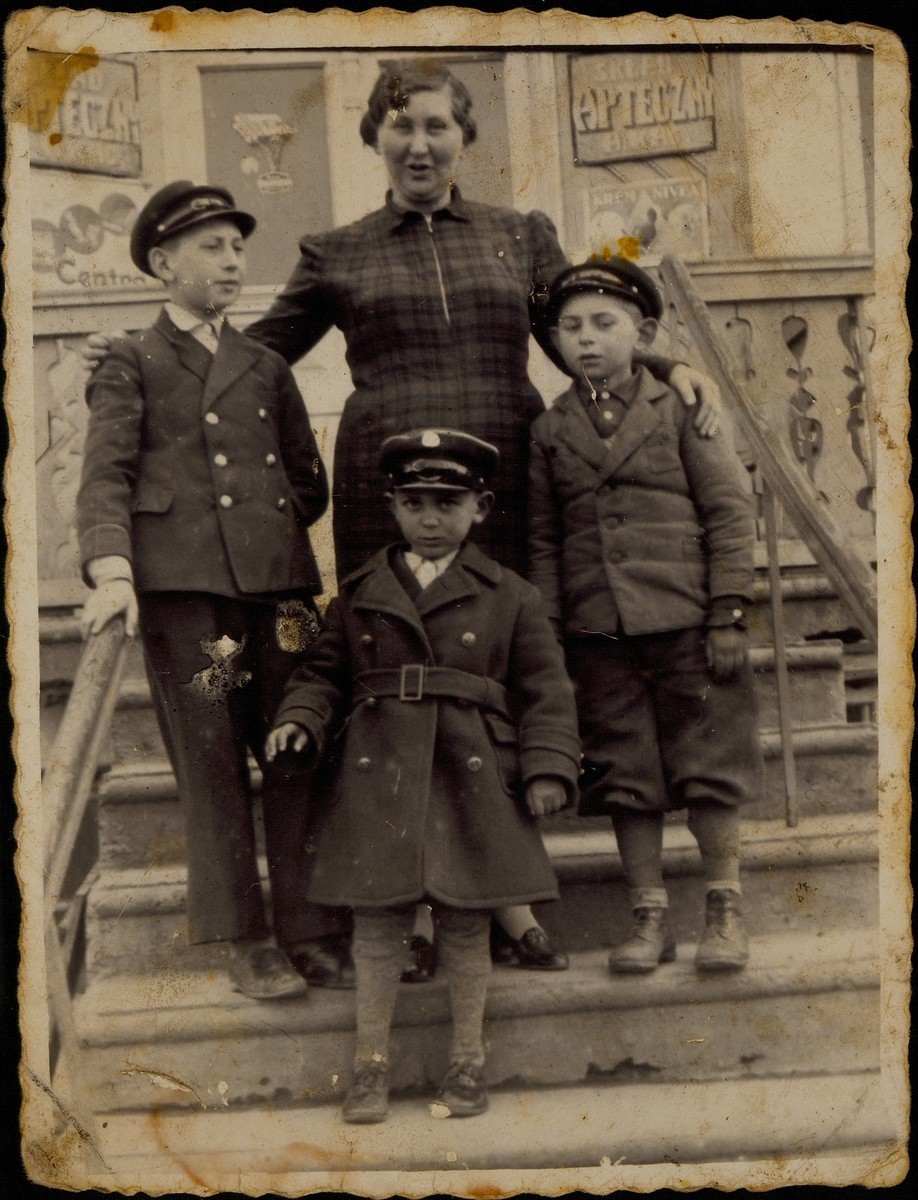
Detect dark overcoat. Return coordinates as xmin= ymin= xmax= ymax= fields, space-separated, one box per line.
xmin=274 ymin=543 xmax=581 ymax=909
xmin=77 ymin=308 xmax=327 ymax=596
xmin=528 ymin=369 xmax=755 ymax=638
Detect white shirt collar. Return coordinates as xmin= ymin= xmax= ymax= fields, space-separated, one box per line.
xmin=403 ymin=548 xmax=459 ymax=587
xmin=165 ymin=301 xmax=224 ymax=335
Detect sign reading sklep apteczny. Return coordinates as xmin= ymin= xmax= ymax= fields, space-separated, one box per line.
xmin=570 ymin=53 xmax=716 ymax=165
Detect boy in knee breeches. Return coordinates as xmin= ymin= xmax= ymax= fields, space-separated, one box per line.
xmin=267 ymin=428 xmax=580 ymax=1122
xmin=528 ymin=259 xmax=763 ymax=975
xmin=77 ymin=181 xmax=350 ymax=1001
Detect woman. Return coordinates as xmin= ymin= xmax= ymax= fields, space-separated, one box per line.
xmin=244 ymin=58 xmax=717 ymax=579
xmin=86 ymin=57 xmax=720 ymax=976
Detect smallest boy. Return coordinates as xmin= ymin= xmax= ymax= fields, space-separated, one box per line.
xmin=268 ymin=429 xmax=580 ymax=1123
xmin=77 ymin=181 xmax=347 ymax=1000
xmin=529 ymin=259 xmax=763 ymax=975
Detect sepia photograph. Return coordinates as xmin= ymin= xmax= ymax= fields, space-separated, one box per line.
xmin=3 ymin=5 xmax=911 ymax=1195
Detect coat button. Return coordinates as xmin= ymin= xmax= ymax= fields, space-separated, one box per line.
xmin=360 ymin=634 xmax=374 ymax=646
xmin=205 ymin=412 xmax=219 ymax=425
xmin=219 ymin=494 xmax=233 ymax=508
xmin=356 ymin=757 xmax=371 ymax=772
xmin=258 ymin=408 xmax=267 ymax=420
xmin=265 ymin=453 xmax=277 ymax=466
xmin=214 ymin=453 xmax=228 ymax=467
xmin=467 ymin=756 xmax=483 ymax=772
xmin=276 ymin=497 xmax=287 ymax=510
xmin=364 ymin=696 xmax=378 ymax=710
xmin=461 ymin=631 xmax=476 ymax=647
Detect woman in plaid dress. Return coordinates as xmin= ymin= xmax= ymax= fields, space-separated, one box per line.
xmin=244 ymin=59 xmax=714 ymax=580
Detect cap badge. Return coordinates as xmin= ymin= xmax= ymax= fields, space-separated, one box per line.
xmin=420 ymin=430 xmax=441 ymax=448
xmin=190 ymin=196 xmax=224 ymax=211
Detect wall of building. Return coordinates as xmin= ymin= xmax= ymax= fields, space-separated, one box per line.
xmin=30 ymin=47 xmax=875 ymax=606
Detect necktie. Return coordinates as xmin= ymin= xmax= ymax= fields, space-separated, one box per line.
xmin=193 ymin=321 xmax=219 ymax=354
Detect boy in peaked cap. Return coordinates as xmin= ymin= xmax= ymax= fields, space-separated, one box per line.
xmin=267 ymin=428 xmax=580 ymax=1124
xmin=77 ymin=181 xmax=351 ymax=1000
xmin=529 ymin=258 xmax=763 ymax=977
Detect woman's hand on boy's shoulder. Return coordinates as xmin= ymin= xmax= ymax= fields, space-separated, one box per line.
xmin=81 ymin=330 xmax=124 ymax=371
xmin=265 ymin=722 xmax=311 ymax=761
xmin=525 ymin=776 xmax=568 ymax=817
xmin=668 ymin=363 xmax=722 ymax=438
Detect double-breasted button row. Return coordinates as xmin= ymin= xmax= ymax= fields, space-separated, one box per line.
xmin=354 ymin=753 xmax=485 ymax=771
xmin=212 ymin=451 xmax=278 ymax=469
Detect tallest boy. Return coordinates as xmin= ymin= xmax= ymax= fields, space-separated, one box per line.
xmin=77 ymin=181 xmax=347 ymax=999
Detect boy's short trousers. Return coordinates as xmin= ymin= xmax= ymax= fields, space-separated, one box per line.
xmin=567 ymin=626 xmax=763 ymax=816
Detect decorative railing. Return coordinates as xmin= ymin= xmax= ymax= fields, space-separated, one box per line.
xmin=660 ymin=255 xmax=878 ymax=828
xmin=660 ymin=255 xmax=878 ymax=644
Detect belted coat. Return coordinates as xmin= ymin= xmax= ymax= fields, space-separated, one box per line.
xmin=77 ymin=308 xmax=327 ymax=597
xmin=273 ymin=542 xmax=581 ymax=909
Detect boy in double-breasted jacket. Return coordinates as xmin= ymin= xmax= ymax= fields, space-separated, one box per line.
xmin=76 ymin=181 xmax=348 ymax=1002
xmin=268 ymin=428 xmax=580 ymax=1124
xmin=528 ymin=259 xmax=763 ymax=980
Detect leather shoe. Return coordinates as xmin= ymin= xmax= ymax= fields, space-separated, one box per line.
xmin=435 ymin=1060 xmax=489 ymax=1117
xmin=695 ymin=888 xmax=749 ymax=972
xmin=342 ymin=1062 xmax=389 ymax=1124
xmin=401 ymin=934 xmax=437 ymax=983
xmin=609 ymin=907 xmax=676 ymax=974
xmin=228 ymin=943 xmax=309 ymax=1000
xmin=290 ymin=940 xmax=355 ymax=989
xmin=511 ymin=927 xmax=569 ymax=971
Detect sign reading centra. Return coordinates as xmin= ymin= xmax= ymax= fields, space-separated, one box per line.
xmin=570 ymin=52 xmax=716 ymax=165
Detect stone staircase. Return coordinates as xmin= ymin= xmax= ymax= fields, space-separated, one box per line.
xmin=41 ymin=557 xmax=888 ymax=1164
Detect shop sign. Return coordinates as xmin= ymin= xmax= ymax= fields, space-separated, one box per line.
xmin=31 ymin=173 xmax=158 ymax=296
xmin=584 ymin=178 xmax=710 ymax=266
xmin=570 ymin=53 xmax=716 ymax=164
xmin=29 ymin=53 xmax=142 ymax=177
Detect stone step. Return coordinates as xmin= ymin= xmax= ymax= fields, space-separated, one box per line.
xmin=102 ymin=638 xmax=853 ymax=760
xmin=72 ymin=928 xmax=880 ymax=1115
xmin=84 ymin=814 xmax=878 ymax=976
xmin=95 ymin=713 xmax=877 ymax=873
xmin=90 ymin=1070 xmax=898 ymax=1181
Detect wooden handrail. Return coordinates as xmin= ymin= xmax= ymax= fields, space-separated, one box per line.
xmin=659 ymin=255 xmax=878 ymax=649
xmin=44 ymin=617 xmax=127 ymax=902
xmin=42 ymin=615 xmax=127 ymax=1168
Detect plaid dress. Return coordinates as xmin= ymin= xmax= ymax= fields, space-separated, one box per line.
xmin=245 ymin=189 xmax=569 ymax=579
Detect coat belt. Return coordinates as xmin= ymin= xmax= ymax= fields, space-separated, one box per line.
xmin=354 ymin=665 xmax=510 ymax=717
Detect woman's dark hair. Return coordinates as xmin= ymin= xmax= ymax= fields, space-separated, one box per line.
xmin=359 ymin=58 xmax=478 ymax=148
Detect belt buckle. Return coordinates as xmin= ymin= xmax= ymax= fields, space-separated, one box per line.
xmin=399 ymin=663 xmax=425 ymax=701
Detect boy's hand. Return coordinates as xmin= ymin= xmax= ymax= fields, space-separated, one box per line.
xmin=668 ymin=363 xmax=722 ymax=438
xmin=526 ymin=777 xmax=568 ymax=817
xmin=81 ymin=330 xmax=122 ymax=370
xmin=265 ymin=723 xmax=311 ymax=761
xmin=79 ymin=579 xmax=138 ymax=639
xmin=706 ymin=626 xmax=748 ymax=680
